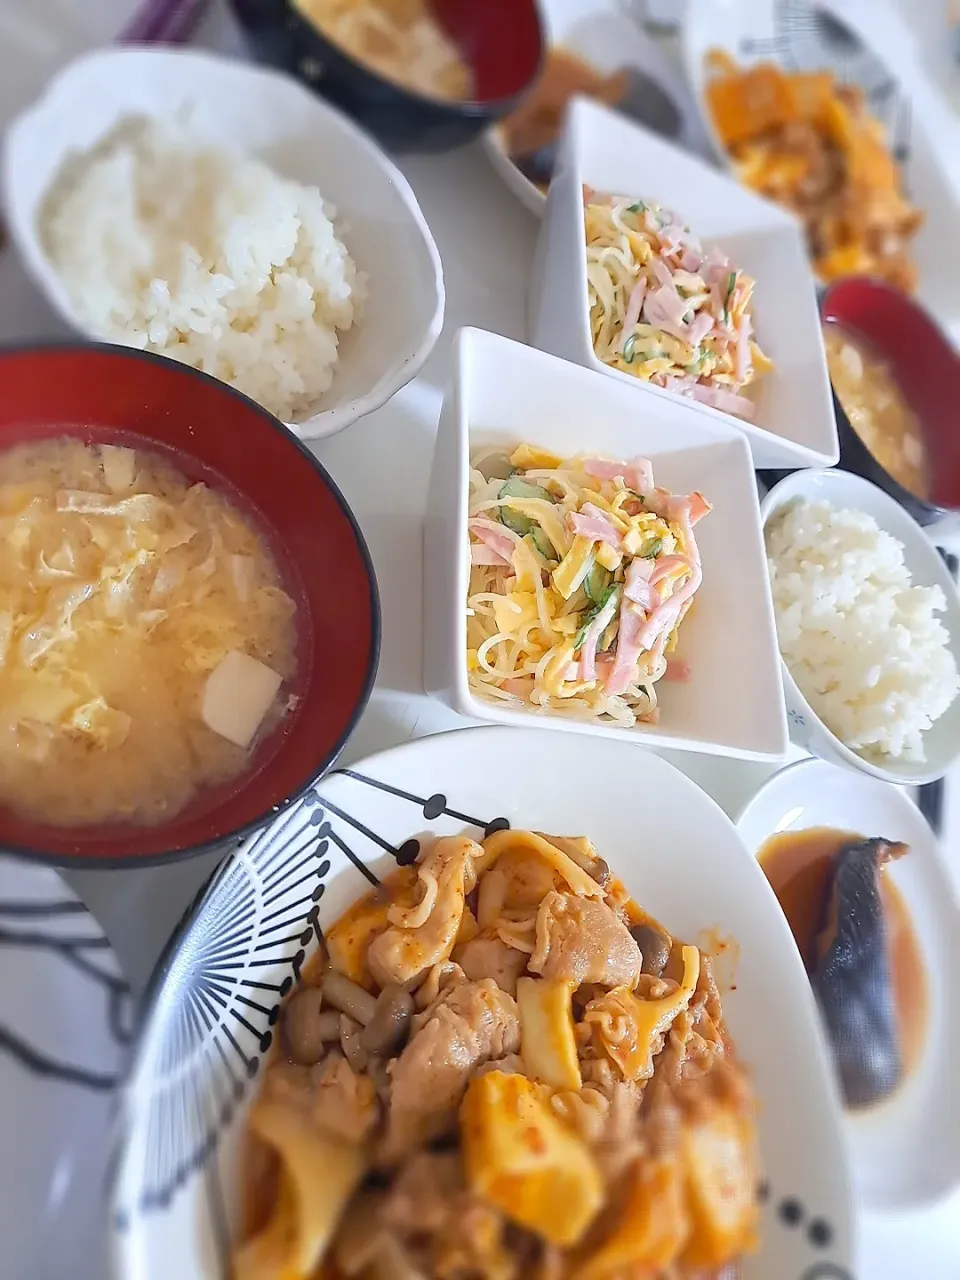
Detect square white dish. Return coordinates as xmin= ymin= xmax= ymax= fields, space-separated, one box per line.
xmin=528 ymin=96 xmax=839 ymax=470
xmin=1 ymin=46 xmax=444 ymax=441
xmin=423 ymin=327 xmax=789 ymax=762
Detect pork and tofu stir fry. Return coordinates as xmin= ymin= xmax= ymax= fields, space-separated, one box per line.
xmin=236 ymin=831 xmax=760 ymax=1280
xmin=705 ymin=53 xmax=923 ymax=292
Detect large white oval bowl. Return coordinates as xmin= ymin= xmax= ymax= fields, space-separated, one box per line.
xmin=1 ymin=47 xmax=444 ymax=441
xmin=109 ymin=725 xmax=855 ymax=1279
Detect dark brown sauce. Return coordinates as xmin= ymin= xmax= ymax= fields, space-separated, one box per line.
xmin=759 ymin=826 xmax=928 ymax=1082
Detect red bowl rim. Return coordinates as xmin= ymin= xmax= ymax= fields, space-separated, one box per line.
xmin=0 ymin=340 xmax=381 ymax=870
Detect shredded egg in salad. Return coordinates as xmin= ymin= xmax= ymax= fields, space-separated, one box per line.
xmin=467 ymin=444 xmax=711 ymax=726
xmin=585 ymin=188 xmax=773 ymax=420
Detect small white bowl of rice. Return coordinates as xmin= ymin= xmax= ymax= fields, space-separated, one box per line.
xmin=1 ymin=47 xmax=444 ymax=440
xmin=762 ymin=468 xmax=960 ymax=785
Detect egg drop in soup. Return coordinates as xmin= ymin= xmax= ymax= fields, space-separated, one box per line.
xmin=823 ymin=323 xmax=930 ymax=500
xmin=0 ymin=437 xmax=298 ymax=827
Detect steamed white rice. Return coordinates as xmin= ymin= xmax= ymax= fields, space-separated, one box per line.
xmin=39 ymin=114 xmax=363 ymax=423
xmin=766 ymin=499 xmax=959 ymax=762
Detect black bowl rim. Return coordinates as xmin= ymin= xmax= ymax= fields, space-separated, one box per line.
xmin=234 ymin=0 xmax=546 ymax=119
xmin=0 ymin=340 xmax=382 ymax=870
xmin=818 ymin=303 xmax=957 ymax=523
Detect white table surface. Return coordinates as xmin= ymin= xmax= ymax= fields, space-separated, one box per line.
xmin=2 ymin=0 xmax=959 ymax=1274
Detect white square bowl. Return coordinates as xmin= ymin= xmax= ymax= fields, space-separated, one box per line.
xmin=1 ymin=47 xmax=444 ymax=441
xmin=423 ymin=327 xmax=789 ymax=761
xmin=528 ymin=96 xmax=839 ymax=471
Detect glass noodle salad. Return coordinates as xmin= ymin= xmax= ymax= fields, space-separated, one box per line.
xmin=467 ymin=444 xmax=710 ymax=725
xmin=585 ymin=188 xmax=773 ymax=420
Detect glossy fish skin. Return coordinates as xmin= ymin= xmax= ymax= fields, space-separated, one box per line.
xmin=811 ymin=837 xmax=908 ymax=1110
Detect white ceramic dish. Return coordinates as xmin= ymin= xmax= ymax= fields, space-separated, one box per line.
xmin=737 ymin=757 xmax=960 ymax=1210
xmin=1 ymin=46 xmax=444 ymax=442
xmin=0 ymin=856 xmax=130 ymax=1280
xmin=110 ymin=725 xmax=855 ymax=1280
xmin=481 ymin=0 xmax=710 ymax=216
xmin=682 ymin=0 xmax=960 ymax=339
xmin=761 ymin=468 xmax=960 ymax=786
xmin=528 ymin=97 xmax=839 ymax=471
xmin=423 ymin=327 xmax=788 ymax=761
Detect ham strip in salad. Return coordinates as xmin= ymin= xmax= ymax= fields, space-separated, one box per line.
xmin=584 ymin=190 xmax=773 ymax=419
xmin=466 ymin=443 xmax=711 ymax=729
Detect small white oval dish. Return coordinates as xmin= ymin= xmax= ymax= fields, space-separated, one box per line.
xmin=110 ymin=726 xmax=855 ymax=1280
xmin=482 ymin=0 xmax=710 ymax=216
xmin=761 ymin=468 xmax=960 ymax=786
xmin=1 ymin=46 xmax=444 ymax=442
xmin=737 ymin=757 xmax=960 ymax=1210
xmin=0 ymin=855 xmax=131 ymax=1280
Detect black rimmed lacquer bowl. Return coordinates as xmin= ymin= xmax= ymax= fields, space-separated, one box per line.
xmin=0 ymin=345 xmax=379 ymax=868
xmin=229 ymin=0 xmax=544 ymax=153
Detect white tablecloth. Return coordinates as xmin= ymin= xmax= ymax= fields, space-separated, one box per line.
xmin=3 ymin=0 xmax=958 ymax=1274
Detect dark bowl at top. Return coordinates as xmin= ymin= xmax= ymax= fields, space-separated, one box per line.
xmin=0 ymin=344 xmax=380 ymax=868
xmin=820 ymin=277 xmax=960 ymax=528
xmin=229 ymin=0 xmax=543 ymax=153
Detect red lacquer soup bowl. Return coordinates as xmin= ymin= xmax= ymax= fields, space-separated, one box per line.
xmin=820 ymin=277 xmax=960 ymax=525
xmin=0 ymin=344 xmax=380 ymax=867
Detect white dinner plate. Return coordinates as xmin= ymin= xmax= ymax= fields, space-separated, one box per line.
xmin=737 ymin=758 xmax=960 ymax=1210
xmin=0 ymin=856 xmax=131 ymax=1280
xmin=111 ymin=725 xmax=855 ymax=1280
xmin=682 ymin=0 xmax=960 ymax=338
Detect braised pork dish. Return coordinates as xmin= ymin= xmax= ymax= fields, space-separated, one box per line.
xmin=235 ymin=828 xmax=760 ymax=1279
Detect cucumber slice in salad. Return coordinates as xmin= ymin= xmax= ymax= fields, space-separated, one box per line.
xmin=498 ymin=477 xmax=554 ymax=537
xmin=584 ymin=562 xmax=612 ymax=603
xmin=531 ymin=527 xmax=556 ymax=561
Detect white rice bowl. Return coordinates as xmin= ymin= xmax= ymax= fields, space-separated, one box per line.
xmin=766 ymin=498 xmax=960 ymax=762
xmin=38 ymin=114 xmax=365 ymax=424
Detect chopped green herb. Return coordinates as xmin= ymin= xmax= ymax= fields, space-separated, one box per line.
xmin=622 ymin=333 xmax=637 ymax=363
xmin=642 ymin=537 xmax=663 ymax=559
xmin=627 ymin=201 xmax=646 ymax=213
